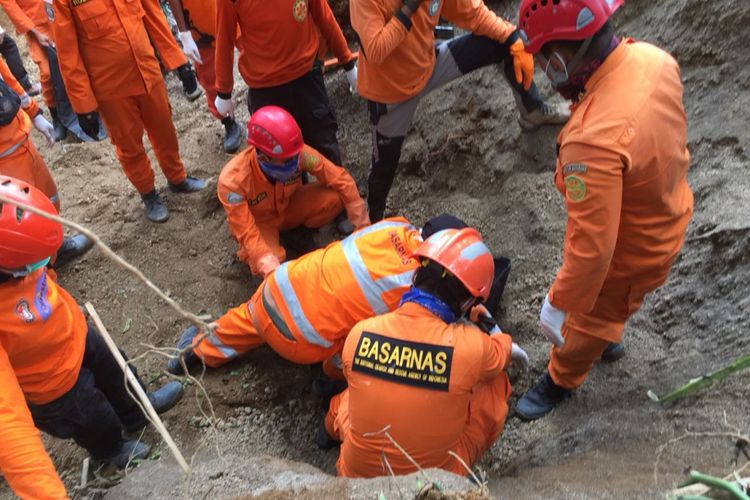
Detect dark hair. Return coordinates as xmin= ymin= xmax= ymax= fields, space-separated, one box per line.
xmin=421 ymin=214 xmax=468 ymax=239
xmin=413 ymin=259 xmax=474 ymax=315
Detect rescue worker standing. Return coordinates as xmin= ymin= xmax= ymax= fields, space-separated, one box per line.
xmin=0 ymin=176 xmax=183 ymax=499
xmin=513 ymin=0 xmax=693 ymax=420
xmin=321 ymin=227 xmax=529 ymax=477
xmin=0 ymin=0 xmax=66 ymax=138
xmin=350 ymin=0 xmax=571 ymax=221
xmin=217 ymin=106 xmax=369 ymax=278
xmin=213 ymin=0 xmax=357 ymax=165
xmin=166 ymin=0 xmax=244 ymax=153
xmin=50 ymin=0 xmax=207 ymax=223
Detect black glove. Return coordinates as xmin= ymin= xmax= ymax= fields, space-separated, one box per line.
xmin=475 ymin=313 xmax=501 ymax=335
xmin=77 ymin=112 xmax=99 ymax=140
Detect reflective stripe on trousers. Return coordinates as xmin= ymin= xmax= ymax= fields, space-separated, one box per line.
xmin=204 ymin=332 xmax=238 ymax=359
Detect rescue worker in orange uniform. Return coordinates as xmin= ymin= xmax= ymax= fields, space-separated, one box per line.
xmin=513 ymin=0 xmax=693 ymax=420
xmin=50 ymin=0 xmax=207 ymax=223
xmin=218 ymin=106 xmax=369 ymax=278
xmin=165 ymin=215 xmax=499 ymax=376
xmin=0 ymin=176 xmax=184 ymax=499
xmin=0 ymin=0 xmax=67 ymax=138
xmin=214 ymin=0 xmax=357 ymax=165
xmin=0 ymin=58 xmax=91 ymax=266
xmin=165 ymin=0 xmax=244 ymax=153
xmin=320 ymin=227 xmax=529 ymax=476
xmin=350 ymin=0 xmax=571 ymax=221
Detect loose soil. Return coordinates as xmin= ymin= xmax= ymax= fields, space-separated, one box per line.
xmin=1 ymin=0 xmax=748 ymax=497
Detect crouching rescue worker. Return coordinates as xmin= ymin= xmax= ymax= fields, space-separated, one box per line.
xmin=218 ymin=106 xmax=369 ymax=278
xmin=0 ymin=176 xmax=184 ymax=499
xmin=514 ymin=0 xmax=693 ymax=420
xmin=51 ymin=0 xmax=207 ymax=223
xmin=321 ymin=227 xmax=529 ymax=477
xmin=0 ymin=57 xmax=91 ymax=267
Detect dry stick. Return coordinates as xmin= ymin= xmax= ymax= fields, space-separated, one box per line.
xmin=363 ymin=425 xmax=434 ymax=486
xmin=85 ymin=302 xmax=191 ymax=474
xmin=0 ymin=193 xmax=215 ymax=340
xmin=447 ymin=450 xmax=484 ymax=488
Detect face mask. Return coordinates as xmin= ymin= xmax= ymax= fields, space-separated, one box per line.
xmin=259 ymin=155 xmax=300 ymax=182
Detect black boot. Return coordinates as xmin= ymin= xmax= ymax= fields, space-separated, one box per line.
xmin=600 ymin=342 xmax=625 ymax=362
xmin=515 ymin=371 xmax=571 ymax=421
xmin=48 ymin=107 xmax=67 ymax=141
xmin=315 ymin=414 xmax=340 ymax=450
xmin=141 ymin=190 xmax=169 ymax=223
xmin=102 ymin=439 xmax=150 ymax=469
xmin=123 ymin=381 xmax=184 ymax=434
xmin=221 ymin=116 xmax=243 ymax=154
xmin=166 ymin=326 xmax=201 ymax=375
xmin=176 ymin=63 xmax=201 ymax=101
xmin=54 ymin=234 xmax=94 ymax=269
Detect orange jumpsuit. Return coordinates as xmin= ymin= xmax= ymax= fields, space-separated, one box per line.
xmin=51 ymin=0 xmax=188 ymax=195
xmin=214 ymin=0 xmax=354 ymax=92
xmin=547 ymin=40 xmax=693 ymax=389
xmin=179 ymin=0 xmax=221 ymax=119
xmin=325 ymin=301 xmax=513 ymax=477
xmin=351 ymin=0 xmax=515 ymax=103
xmin=141 ymin=0 xmax=188 ymax=72
xmin=0 ymin=0 xmax=56 ymax=108
xmin=217 ymin=144 xmax=365 ymax=275
xmin=0 ymin=268 xmax=88 ymax=499
xmin=191 ymin=218 xmax=420 ymax=370
xmin=0 ymin=58 xmax=59 ymax=210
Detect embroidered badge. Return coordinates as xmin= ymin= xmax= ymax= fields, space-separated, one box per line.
xmin=564 ymin=175 xmax=586 ymax=202
xmin=563 ymin=163 xmax=588 ymax=175
xmin=71 ymin=0 xmax=89 ymax=6
xmin=248 ymin=192 xmax=268 ymax=206
xmin=301 ymin=152 xmax=319 ymax=171
xmin=33 ymin=271 xmax=52 ymax=321
xmin=428 ymin=0 xmax=441 ymax=17
xmin=226 ymin=192 xmax=244 ymax=204
xmin=292 ymin=0 xmax=307 ymax=22
xmin=15 ymin=299 xmax=35 ymax=323
xmin=43 ymin=0 xmax=54 ymax=21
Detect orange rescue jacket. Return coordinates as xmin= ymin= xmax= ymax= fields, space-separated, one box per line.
xmin=0 ymin=0 xmax=51 ymax=34
xmin=0 ymin=268 xmax=86 ymax=499
xmin=217 ymin=144 xmax=363 ymax=272
xmin=214 ymin=0 xmax=354 ymax=91
xmin=0 ymin=58 xmax=41 ymax=157
xmin=351 ymin=0 xmax=515 ymax=103
xmin=181 ymin=0 xmax=215 ymax=42
xmin=51 ymin=0 xmax=163 ymax=113
xmin=260 ymin=217 xmax=422 ymax=348
xmin=549 ymin=40 xmax=693 ymax=313
xmin=338 ymin=301 xmax=512 ymax=477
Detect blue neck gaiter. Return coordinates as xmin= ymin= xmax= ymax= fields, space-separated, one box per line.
xmin=400 ymin=287 xmax=456 ymax=324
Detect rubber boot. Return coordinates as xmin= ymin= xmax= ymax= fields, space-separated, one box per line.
xmin=600 ymin=342 xmax=625 ymax=362
xmin=123 ymin=381 xmax=184 ymax=434
xmin=334 ymin=211 xmax=353 ymax=236
xmin=48 ymin=107 xmax=67 ymax=141
xmin=54 ymin=234 xmax=94 ymax=269
xmin=103 ymin=439 xmax=150 ymax=469
xmin=141 ymin=190 xmax=169 ymax=223
xmin=515 ymin=371 xmax=571 ymax=421
xmin=168 ymin=176 xmax=206 ymax=193
xmin=177 ymin=63 xmax=202 ymax=101
xmin=221 ymin=117 xmax=243 ymax=154
xmin=315 ymin=414 xmax=340 ymax=450
xmin=166 ymin=325 xmax=201 ymax=375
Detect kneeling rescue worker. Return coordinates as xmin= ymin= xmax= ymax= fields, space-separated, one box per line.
xmin=217 ymin=106 xmax=369 ymax=278
xmin=514 ymin=0 xmax=693 ymax=420
xmin=166 ymin=215 xmax=480 ymax=376
xmin=0 ymin=176 xmax=184 ymax=499
xmin=321 ymin=227 xmax=529 ymax=477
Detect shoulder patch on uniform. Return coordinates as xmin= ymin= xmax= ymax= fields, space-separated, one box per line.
xmin=226 ymin=192 xmax=244 ymax=204
xmin=564 ymin=175 xmax=586 ymax=202
xmin=15 ymin=299 xmax=35 ymax=323
xmin=563 ymin=163 xmax=587 ymax=175
xmin=71 ymin=0 xmax=89 ymax=7
xmin=292 ymin=0 xmax=307 ymax=22
xmin=300 ymin=152 xmax=319 ymax=171
xmin=43 ymin=0 xmax=54 ymax=21
xmin=428 ymin=0 xmax=441 ymax=16
xmin=351 ymin=331 xmax=454 ymax=392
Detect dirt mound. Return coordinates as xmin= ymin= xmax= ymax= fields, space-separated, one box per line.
xmin=1 ymin=0 xmax=749 ymax=498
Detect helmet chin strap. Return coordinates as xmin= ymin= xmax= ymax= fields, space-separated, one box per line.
xmin=543 ymin=35 xmax=595 ymax=86
xmin=0 ymin=257 xmax=50 ymax=278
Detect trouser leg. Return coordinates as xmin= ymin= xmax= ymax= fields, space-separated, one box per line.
xmin=140 ymin=80 xmax=188 ymax=185
xmin=193 ymin=300 xmax=265 ymax=367
xmin=195 ymin=45 xmax=222 ymax=120
xmin=0 ymin=34 xmax=32 ymax=90
xmin=0 ymin=140 xmax=60 ymax=210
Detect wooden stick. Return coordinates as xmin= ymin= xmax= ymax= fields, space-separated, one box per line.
xmin=85 ymin=302 xmax=190 ymax=474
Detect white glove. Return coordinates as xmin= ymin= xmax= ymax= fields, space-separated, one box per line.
xmin=214 ymin=95 xmax=235 ymax=117
xmin=539 ymin=294 xmax=566 ymax=347
xmin=178 ymin=31 xmax=203 ymax=65
xmin=32 ymin=114 xmax=55 ymax=147
xmin=510 ymin=342 xmax=529 ymax=371
xmin=345 ymin=64 xmax=358 ymax=95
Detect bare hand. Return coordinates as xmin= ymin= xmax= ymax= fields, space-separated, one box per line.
xmin=30 ymin=29 xmax=53 ymax=48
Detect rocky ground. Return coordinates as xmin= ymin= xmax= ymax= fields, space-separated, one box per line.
xmin=1 ymin=0 xmax=749 ymax=498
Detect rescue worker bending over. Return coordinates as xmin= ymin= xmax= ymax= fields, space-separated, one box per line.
xmin=514 ymin=0 xmax=693 ymax=420
xmin=321 ymin=227 xmax=529 ymax=477
xmin=0 ymin=176 xmax=183 ymax=499
xmin=218 ymin=106 xmax=369 ymax=278
xmin=0 ymin=58 xmax=91 ymax=267
xmin=51 ymin=0 xmax=206 ymax=223
xmin=166 ymin=215 xmax=486 ymax=375
xmin=350 ymin=0 xmax=570 ymax=221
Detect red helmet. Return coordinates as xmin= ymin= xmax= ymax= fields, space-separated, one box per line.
xmin=0 ymin=175 xmax=63 ymax=272
xmin=518 ymin=0 xmax=623 ymax=54
xmin=413 ymin=228 xmax=495 ymax=301
xmin=247 ymin=106 xmax=304 ymax=160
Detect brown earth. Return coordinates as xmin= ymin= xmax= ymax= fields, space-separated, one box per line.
xmin=1 ymin=0 xmax=749 ymax=497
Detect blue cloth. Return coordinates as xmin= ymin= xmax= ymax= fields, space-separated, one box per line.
xmin=399 ymin=287 xmax=455 ymax=324
xmin=259 ymin=156 xmax=299 ymax=182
